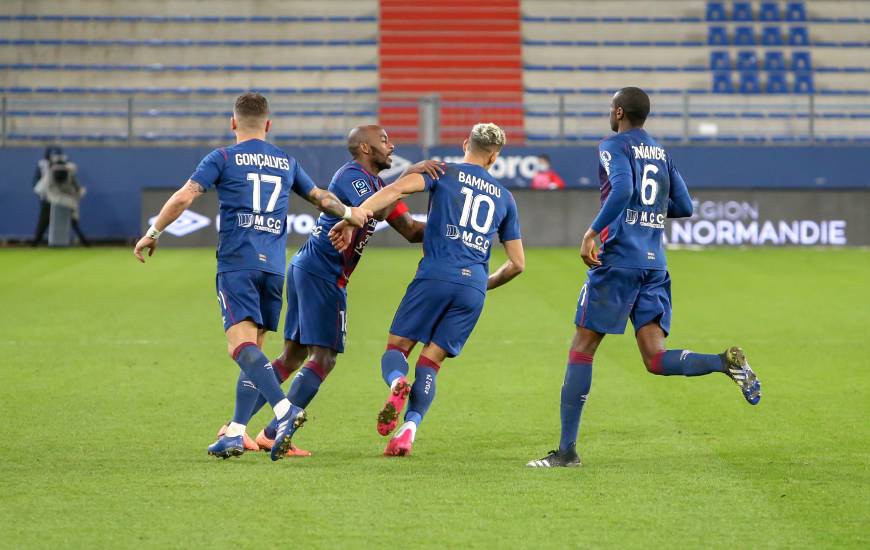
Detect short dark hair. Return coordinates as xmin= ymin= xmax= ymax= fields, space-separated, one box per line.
xmin=538 ymin=154 xmax=550 ymax=162
xmin=614 ymin=87 xmax=650 ymax=125
xmin=234 ymin=92 xmax=269 ymax=126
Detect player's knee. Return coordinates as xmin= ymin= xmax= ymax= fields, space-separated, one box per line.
xmin=642 ymin=350 xmax=665 ymax=375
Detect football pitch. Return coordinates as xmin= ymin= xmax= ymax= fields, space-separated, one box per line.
xmin=1 ymin=246 xmax=867 ymax=548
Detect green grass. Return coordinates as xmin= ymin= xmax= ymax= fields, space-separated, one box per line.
xmin=1 ymin=247 xmax=868 ymax=549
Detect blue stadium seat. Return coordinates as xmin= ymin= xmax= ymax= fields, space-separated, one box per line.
xmin=739 ymin=71 xmax=761 ymax=93
xmin=710 ymin=50 xmax=731 ymax=70
xmin=732 ymin=2 xmax=753 ymax=21
xmin=736 ymin=50 xmax=758 ymax=71
xmin=788 ymin=26 xmax=809 ymax=45
xmin=760 ymin=1 xmax=781 ymax=21
xmin=706 ymin=1 xmax=727 ymax=21
xmin=785 ymin=1 xmax=807 ymax=21
xmin=734 ymin=26 xmax=756 ymax=45
xmin=794 ymin=72 xmax=814 ymax=93
xmin=713 ymin=71 xmax=734 ymax=93
xmin=792 ymin=51 xmax=812 ymax=70
xmin=708 ymin=26 xmax=729 ymax=45
xmin=761 ymin=25 xmax=783 ymax=45
xmin=766 ymin=72 xmax=788 ymax=93
xmin=764 ymin=51 xmax=786 ymax=71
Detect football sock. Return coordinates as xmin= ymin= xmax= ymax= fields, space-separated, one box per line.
xmin=559 ymin=351 xmax=593 ymax=453
xmin=231 ymin=373 xmax=261 ymax=426
xmin=404 ymin=356 xmax=439 ymax=426
xmin=381 ymin=345 xmax=410 ymax=387
xmin=649 ymin=350 xmax=726 ymax=376
xmin=232 ymin=343 xmax=289 ymax=416
xmin=286 ymin=361 xmax=327 ymax=409
xmin=247 ymin=356 xmax=293 ymax=421
xmin=225 ymin=422 xmax=246 ymax=438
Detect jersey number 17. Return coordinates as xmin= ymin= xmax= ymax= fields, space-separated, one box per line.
xmin=247 ymin=172 xmax=282 ymax=213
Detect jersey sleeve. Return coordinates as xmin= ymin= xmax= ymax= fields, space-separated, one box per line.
xmin=333 ymin=168 xmax=378 ymax=207
xmin=590 ymin=140 xmax=633 ymax=233
xmin=385 ymin=199 xmax=410 ymax=222
xmin=498 ymin=195 xmax=522 ymax=242
xmin=189 ymin=149 xmax=225 ymax=191
xmin=421 ymin=172 xmax=438 ymax=192
xmin=667 ymin=159 xmax=693 ymax=218
xmin=290 ymin=162 xmax=317 ymax=197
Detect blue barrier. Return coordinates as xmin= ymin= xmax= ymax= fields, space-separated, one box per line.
xmin=2 ymin=145 xmax=868 ymax=240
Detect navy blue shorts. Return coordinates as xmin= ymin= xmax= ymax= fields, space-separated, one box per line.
xmin=574 ymin=266 xmax=672 ymax=336
xmin=390 ymin=278 xmax=486 ymax=358
xmin=215 ymin=269 xmax=284 ymax=332
xmin=283 ymin=265 xmax=347 ymax=353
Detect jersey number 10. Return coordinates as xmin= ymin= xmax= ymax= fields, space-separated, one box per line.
xmin=246 ymin=173 xmax=282 ymax=213
xmin=459 ymin=187 xmax=495 ymax=233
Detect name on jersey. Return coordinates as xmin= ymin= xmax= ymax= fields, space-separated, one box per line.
xmin=625 ymin=209 xmax=665 ymax=229
xmin=631 ymin=144 xmax=667 ymax=161
xmin=458 ymin=171 xmax=501 ymax=198
xmin=234 ymin=153 xmax=290 ymax=171
xmin=238 ymin=213 xmax=283 ymax=234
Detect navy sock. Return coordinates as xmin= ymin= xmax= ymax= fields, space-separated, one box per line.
xmin=559 ymin=351 xmax=593 ymax=453
xmin=286 ymin=361 xmax=326 ymax=409
xmin=247 ymin=356 xmax=293 ymax=420
xmin=381 ymin=345 xmax=410 ymax=387
xmin=232 ymin=343 xmax=284 ymax=407
xmin=650 ymin=350 xmax=725 ymax=377
xmin=231 ymin=373 xmax=261 ymax=425
xmin=404 ymin=356 xmax=439 ymax=426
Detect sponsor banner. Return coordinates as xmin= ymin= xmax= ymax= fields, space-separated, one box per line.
xmin=142 ymin=189 xmax=870 ymax=248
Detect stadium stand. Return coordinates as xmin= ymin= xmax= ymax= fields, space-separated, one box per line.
xmin=522 ymin=0 xmax=870 ymax=143
xmin=0 ymin=0 xmax=867 ymax=144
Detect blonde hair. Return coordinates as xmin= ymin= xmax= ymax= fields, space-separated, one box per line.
xmin=468 ymin=122 xmax=506 ymax=153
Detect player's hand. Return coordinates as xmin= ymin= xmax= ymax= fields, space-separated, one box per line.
xmin=405 ymin=159 xmax=446 ymax=180
xmin=579 ymin=230 xmax=601 ymax=268
xmin=328 ymin=220 xmax=355 ymax=252
xmin=133 ymin=236 xmax=158 ymax=263
xmin=345 ymin=206 xmax=373 ymax=228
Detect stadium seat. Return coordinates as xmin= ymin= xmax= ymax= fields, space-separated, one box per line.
xmin=732 ymin=2 xmax=753 ymax=21
xmin=713 ymin=71 xmax=734 ymax=93
xmin=739 ymin=71 xmax=761 ymax=93
xmin=792 ymin=51 xmax=812 ymax=71
xmin=710 ymin=51 xmax=731 ymax=70
xmin=734 ymin=26 xmax=756 ymax=45
xmin=764 ymin=51 xmax=786 ymax=71
xmin=706 ymin=1 xmax=727 ymax=21
xmin=708 ymin=26 xmax=729 ymax=45
xmin=737 ymin=50 xmax=758 ymax=71
xmin=788 ymin=26 xmax=809 ymax=46
xmin=760 ymin=1 xmax=781 ymax=21
xmin=794 ymin=72 xmax=814 ymax=93
xmin=761 ymin=25 xmax=784 ymax=45
xmin=766 ymin=71 xmax=788 ymax=93
xmin=785 ymin=1 xmax=807 ymax=21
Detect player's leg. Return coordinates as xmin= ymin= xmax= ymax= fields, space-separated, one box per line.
xmin=385 ymin=342 xmax=448 ymax=457
xmin=377 ymin=334 xmax=417 ymax=436
xmin=386 ymin=281 xmax=485 ymax=456
xmin=633 ymin=270 xmax=761 ymax=404
xmin=254 ymin=339 xmax=311 ymax=455
xmin=378 ymin=279 xmax=444 ymax=437
xmin=528 ymin=268 xmax=636 ymax=468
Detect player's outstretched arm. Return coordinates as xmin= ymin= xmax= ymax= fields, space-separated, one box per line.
xmin=487 ymin=239 xmax=525 ymax=290
xmin=305 ymin=187 xmax=372 ymax=228
xmin=388 ymin=212 xmax=425 ymax=243
xmin=133 ymin=180 xmax=204 ymax=263
xmin=398 ymin=159 xmax=446 ymax=181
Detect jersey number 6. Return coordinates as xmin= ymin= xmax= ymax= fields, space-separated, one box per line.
xmin=641 ymin=164 xmax=659 ymax=206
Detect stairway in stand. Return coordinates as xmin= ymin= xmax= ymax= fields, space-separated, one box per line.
xmin=379 ymin=0 xmax=524 ymax=145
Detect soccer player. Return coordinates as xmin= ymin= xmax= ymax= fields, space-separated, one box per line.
xmin=132 ymin=92 xmax=371 ymax=461
xmin=526 ymin=87 xmax=762 ymax=468
xmin=330 ymin=123 xmax=525 ymax=457
xmin=212 ymin=125 xmax=444 ymax=457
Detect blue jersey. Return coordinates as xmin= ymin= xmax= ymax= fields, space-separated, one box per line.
xmin=415 ymin=163 xmax=521 ymax=294
xmin=292 ymin=161 xmax=385 ymax=287
xmin=593 ymin=128 xmax=692 ymax=270
xmin=190 ymin=138 xmax=316 ymax=275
